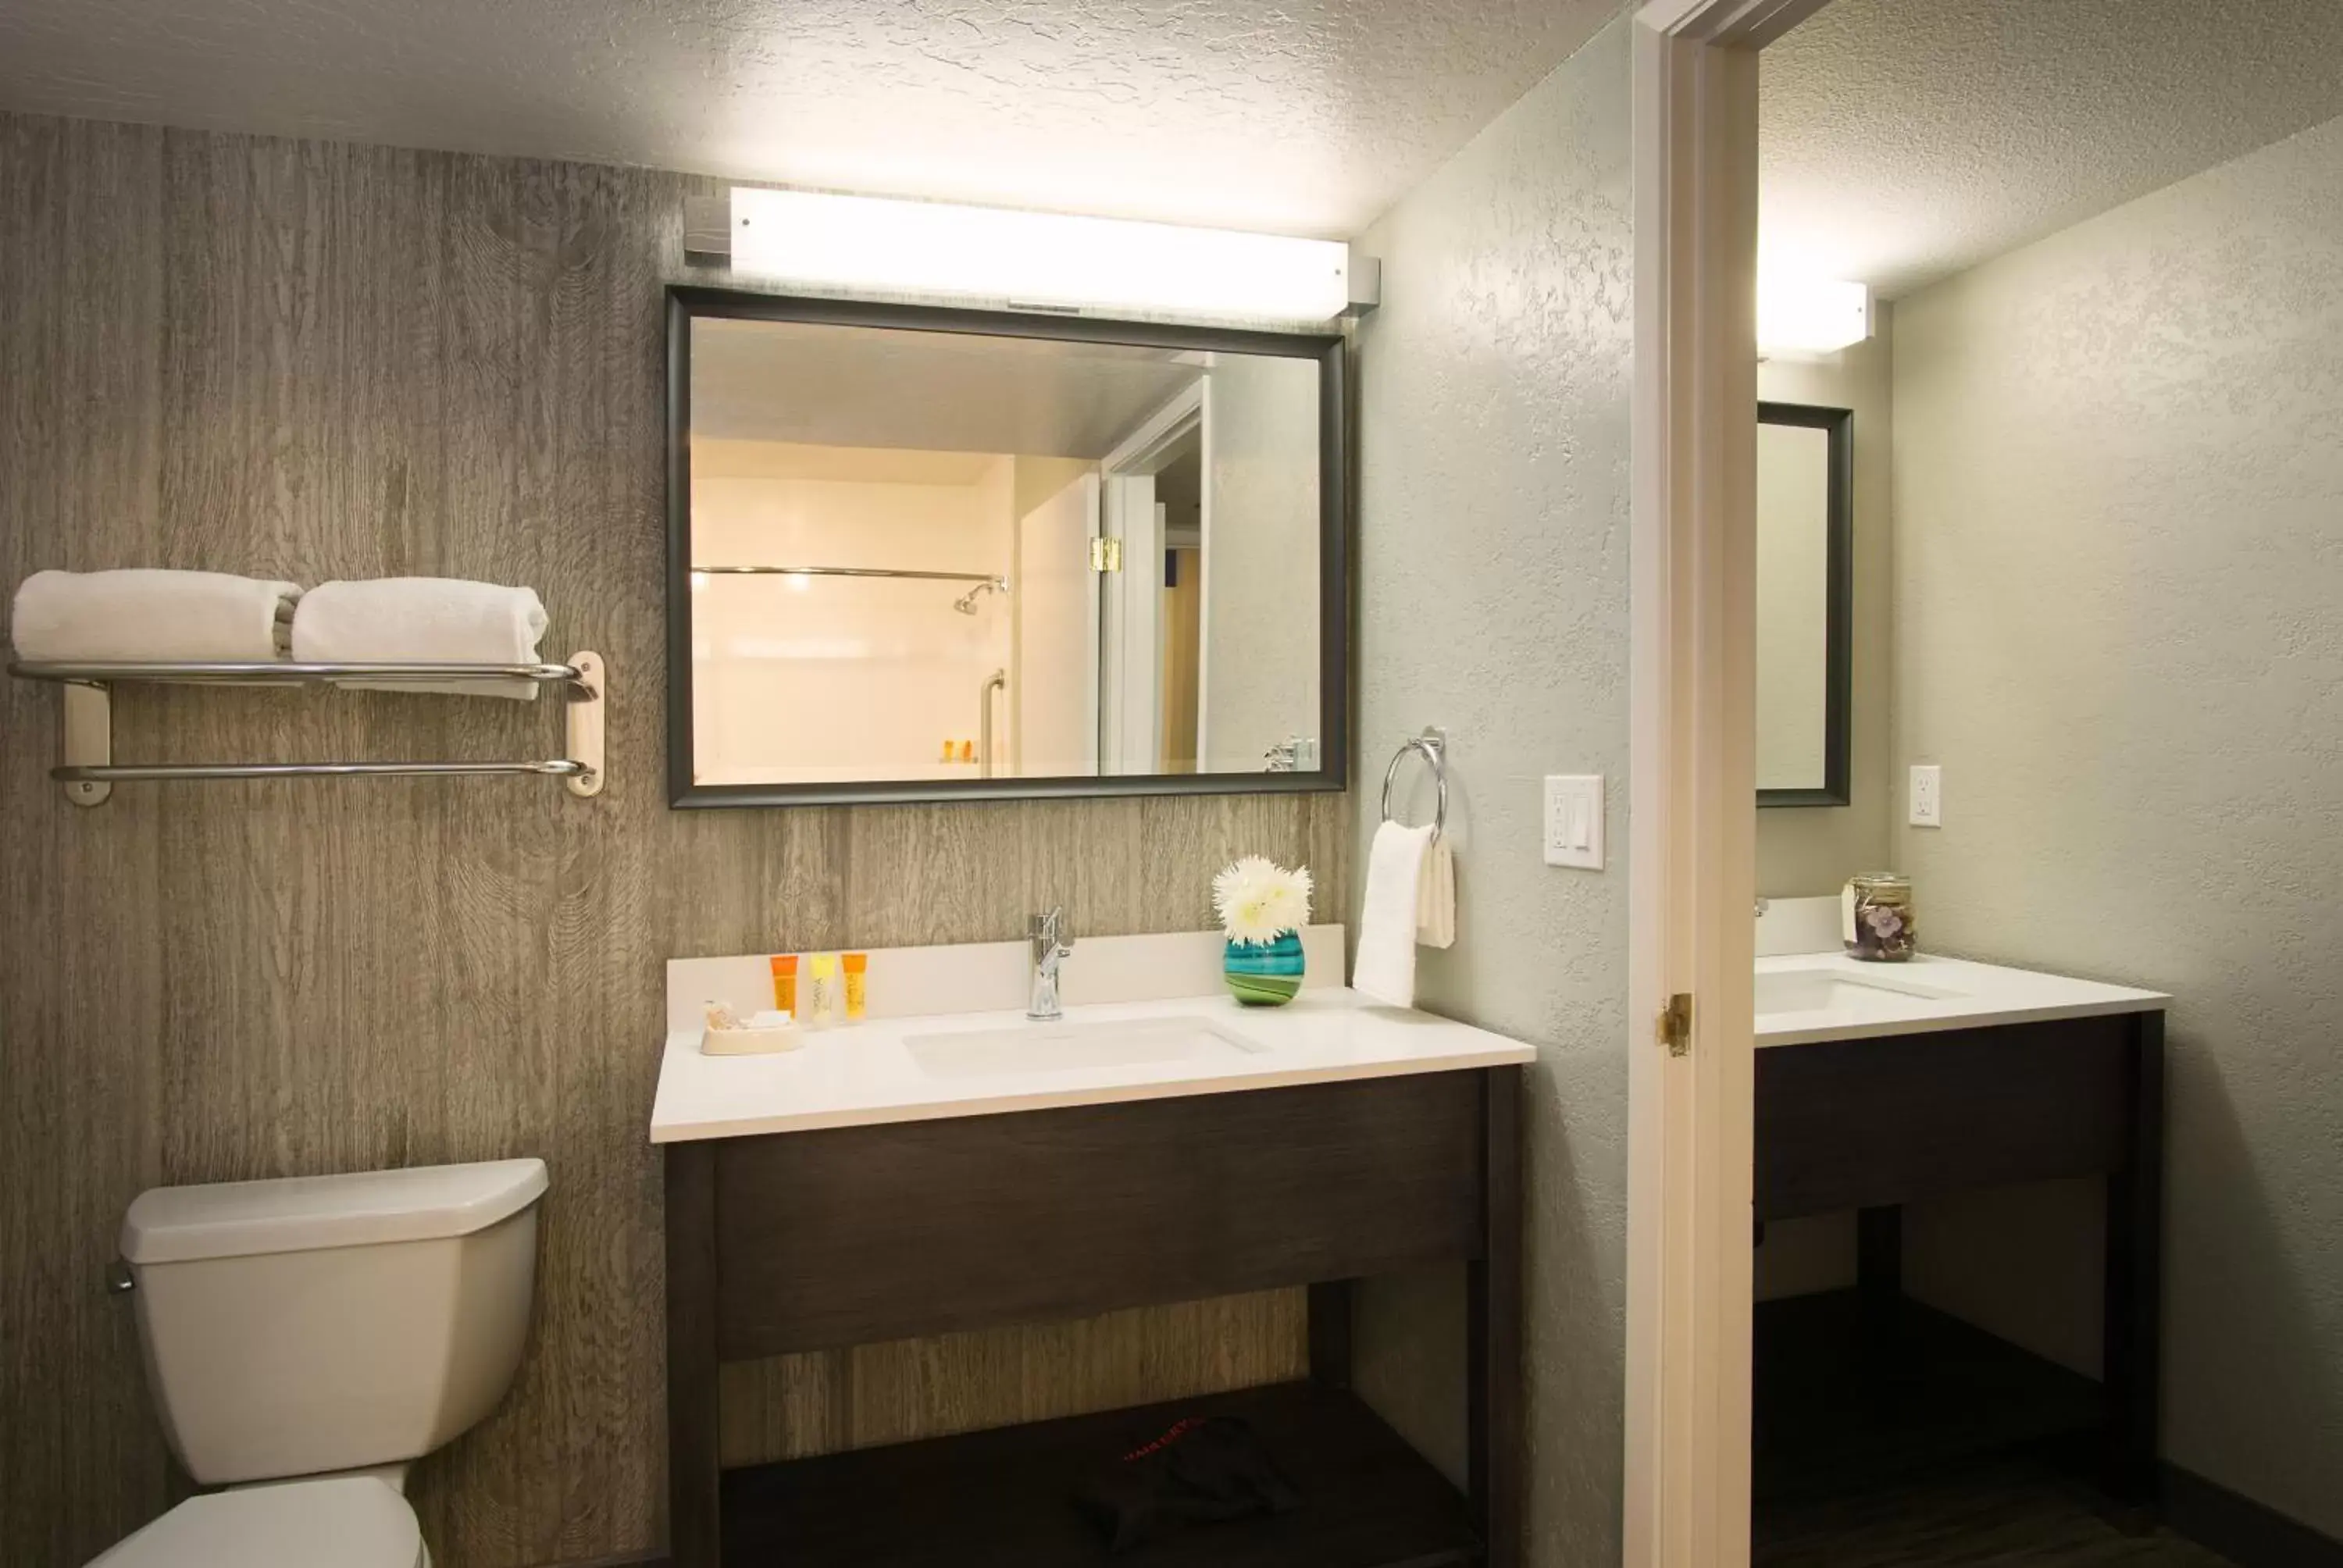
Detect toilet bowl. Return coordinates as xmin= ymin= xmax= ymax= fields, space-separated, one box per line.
xmin=87 ymin=1159 xmax=548 ymax=1567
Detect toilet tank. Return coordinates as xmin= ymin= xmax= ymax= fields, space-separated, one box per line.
xmin=119 ymin=1159 xmax=547 ymax=1485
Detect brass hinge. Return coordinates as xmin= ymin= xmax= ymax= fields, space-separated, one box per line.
xmin=1089 ymin=537 xmax=1123 ymax=573
xmin=1656 ymin=992 xmax=1692 ymax=1057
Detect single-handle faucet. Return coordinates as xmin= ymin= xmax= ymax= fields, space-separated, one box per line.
xmin=1028 ymin=907 xmax=1075 ymax=1021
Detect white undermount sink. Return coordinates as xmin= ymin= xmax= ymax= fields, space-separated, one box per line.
xmin=1755 ymin=967 xmax=1960 ymax=1018
xmin=904 ymin=1016 xmax=1269 ymax=1080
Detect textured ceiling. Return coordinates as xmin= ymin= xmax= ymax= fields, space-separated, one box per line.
xmin=1761 ymin=0 xmax=2343 ymax=298
xmin=0 ymin=0 xmax=1619 ymax=240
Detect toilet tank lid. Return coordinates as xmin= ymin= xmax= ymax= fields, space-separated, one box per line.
xmin=121 ymin=1158 xmax=547 ymax=1264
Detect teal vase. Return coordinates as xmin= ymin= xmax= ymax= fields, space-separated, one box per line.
xmin=1224 ymin=931 xmax=1304 ymax=1007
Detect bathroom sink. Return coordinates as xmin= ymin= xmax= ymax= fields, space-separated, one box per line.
xmin=1755 ymin=968 xmax=1957 ymax=1018
xmin=904 ymin=1016 xmax=1268 ymax=1080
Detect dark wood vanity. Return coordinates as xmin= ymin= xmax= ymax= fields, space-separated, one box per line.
xmin=664 ymin=1067 xmax=1522 ymax=1567
xmin=1753 ymin=1008 xmax=2165 ymax=1506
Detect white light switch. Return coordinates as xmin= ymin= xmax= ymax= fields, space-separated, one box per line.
xmin=1543 ymin=775 xmax=1606 ymax=869
xmin=1910 ymin=764 xmax=1942 ymax=827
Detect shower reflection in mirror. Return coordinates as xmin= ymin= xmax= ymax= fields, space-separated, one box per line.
xmin=669 ymin=291 xmax=1343 ymax=805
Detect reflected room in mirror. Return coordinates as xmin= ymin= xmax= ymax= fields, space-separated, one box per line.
xmin=1755 ymin=401 xmax=1851 ymax=807
xmin=665 ymin=290 xmax=1347 ymax=806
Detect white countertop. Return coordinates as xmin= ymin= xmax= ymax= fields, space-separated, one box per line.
xmin=1756 ymin=950 xmax=2167 ymax=1048
xmin=651 ymin=988 xmax=1538 ymax=1142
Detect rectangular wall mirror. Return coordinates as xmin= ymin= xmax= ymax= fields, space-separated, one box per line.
xmin=1755 ymin=401 xmax=1852 ymax=807
xmin=666 ymin=288 xmax=1348 ymax=807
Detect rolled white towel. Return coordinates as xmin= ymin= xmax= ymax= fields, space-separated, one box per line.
xmin=292 ymin=578 xmax=550 ymax=700
xmin=9 ymin=569 xmax=301 ymax=663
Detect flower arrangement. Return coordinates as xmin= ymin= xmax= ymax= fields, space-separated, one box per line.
xmin=1212 ymin=856 xmax=1313 ymax=946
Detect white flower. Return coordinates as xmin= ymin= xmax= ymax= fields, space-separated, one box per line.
xmin=1213 ymin=856 xmax=1314 ymax=946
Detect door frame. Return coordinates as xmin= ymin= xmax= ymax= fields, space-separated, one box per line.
xmin=1097 ymin=380 xmax=1206 ymax=775
xmin=1624 ymin=4 xmax=1831 ymax=1568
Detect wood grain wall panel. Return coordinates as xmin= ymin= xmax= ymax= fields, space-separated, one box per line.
xmin=0 ymin=112 xmax=1344 ymax=1567
xmin=717 ymin=1292 xmax=1308 ymax=1470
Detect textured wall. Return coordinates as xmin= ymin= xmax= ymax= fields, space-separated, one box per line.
xmin=1891 ymin=112 xmax=2343 ymax=1538
xmin=0 ymin=112 xmax=1346 ymax=1567
xmin=0 ymin=0 xmax=1622 ymax=241
xmin=1351 ymin=17 xmax=1633 ymax=1565
xmin=1754 ymin=323 xmax=1894 ymax=896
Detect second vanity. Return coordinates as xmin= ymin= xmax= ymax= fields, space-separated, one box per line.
xmin=1752 ymin=938 xmax=2169 ymax=1506
xmin=653 ymin=925 xmax=1533 ymax=1568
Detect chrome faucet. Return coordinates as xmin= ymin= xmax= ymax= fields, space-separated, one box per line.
xmin=1027 ymin=906 xmax=1075 ymax=1021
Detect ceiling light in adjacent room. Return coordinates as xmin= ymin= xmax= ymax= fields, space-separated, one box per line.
xmin=1757 ymin=276 xmax=1873 ymax=356
xmin=727 ymin=188 xmax=1353 ymax=323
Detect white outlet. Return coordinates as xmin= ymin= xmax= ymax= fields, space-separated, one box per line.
xmin=1910 ymin=764 xmax=1942 ymax=827
xmin=1543 ymin=775 xmax=1605 ymax=869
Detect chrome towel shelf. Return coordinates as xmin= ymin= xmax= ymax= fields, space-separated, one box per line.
xmin=6 ymin=654 xmax=606 ymax=807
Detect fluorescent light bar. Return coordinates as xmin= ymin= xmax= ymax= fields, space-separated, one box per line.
xmin=1757 ymin=276 xmax=1874 ymax=355
xmin=729 ymin=188 xmax=1352 ymax=323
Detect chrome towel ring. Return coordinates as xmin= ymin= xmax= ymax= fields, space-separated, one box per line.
xmin=1380 ymin=727 xmax=1449 ymax=842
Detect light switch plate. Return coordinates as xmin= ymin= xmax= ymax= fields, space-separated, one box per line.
xmin=1910 ymin=764 xmax=1942 ymax=827
xmin=1543 ymin=775 xmax=1605 ymax=869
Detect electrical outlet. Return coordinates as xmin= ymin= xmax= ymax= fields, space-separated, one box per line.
xmin=1910 ymin=764 xmax=1942 ymax=828
xmin=1543 ymin=775 xmax=1605 ymax=869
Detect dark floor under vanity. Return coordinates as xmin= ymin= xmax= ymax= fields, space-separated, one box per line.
xmin=1756 ymin=1457 xmax=2236 ymax=1568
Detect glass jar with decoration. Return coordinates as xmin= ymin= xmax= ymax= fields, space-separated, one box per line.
xmin=1843 ymin=872 xmax=1917 ymax=962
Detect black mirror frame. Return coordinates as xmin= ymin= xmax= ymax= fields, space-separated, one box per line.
xmin=665 ymin=286 xmax=1351 ymax=809
xmin=1756 ymin=400 xmax=1853 ymax=809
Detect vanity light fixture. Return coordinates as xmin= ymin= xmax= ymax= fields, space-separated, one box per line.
xmin=1757 ymin=275 xmax=1874 ymax=356
xmin=721 ymin=187 xmax=1360 ymax=323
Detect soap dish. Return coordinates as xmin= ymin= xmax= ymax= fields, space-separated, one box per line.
xmin=701 ymin=1010 xmax=804 ymax=1056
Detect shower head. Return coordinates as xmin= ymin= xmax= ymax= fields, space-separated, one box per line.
xmin=953 ymin=578 xmax=1005 ymax=615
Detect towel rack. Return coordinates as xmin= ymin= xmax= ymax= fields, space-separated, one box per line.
xmin=1380 ymin=726 xmax=1449 ymax=842
xmin=6 ymin=654 xmax=606 ymax=807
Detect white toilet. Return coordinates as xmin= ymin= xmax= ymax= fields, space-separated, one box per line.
xmin=90 ymin=1158 xmax=549 ymax=1567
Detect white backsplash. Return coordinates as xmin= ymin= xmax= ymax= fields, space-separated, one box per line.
xmin=1755 ymin=895 xmax=1842 ymax=957
xmin=665 ymin=924 xmax=1347 ymax=1035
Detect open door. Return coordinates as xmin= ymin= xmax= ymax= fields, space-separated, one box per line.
xmin=1015 ymin=472 xmax=1102 ymax=778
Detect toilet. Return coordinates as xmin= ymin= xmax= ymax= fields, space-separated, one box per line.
xmin=89 ymin=1158 xmax=549 ymax=1567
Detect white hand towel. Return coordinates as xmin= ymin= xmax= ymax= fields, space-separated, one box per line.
xmin=1416 ymin=834 xmax=1457 ymax=950
xmin=292 ymin=578 xmax=549 ymax=700
xmin=9 ymin=569 xmax=300 ymax=662
xmin=1355 ymin=821 xmax=1434 ymax=1008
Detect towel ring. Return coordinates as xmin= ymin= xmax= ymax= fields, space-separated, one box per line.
xmin=1380 ymin=728 xmax=1449 ymax=843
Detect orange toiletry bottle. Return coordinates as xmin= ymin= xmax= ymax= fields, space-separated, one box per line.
xmin=843 ymin=953 xmax=868 ymax=1022
xmin=769 ymin=953 xmax=799 ymax=1020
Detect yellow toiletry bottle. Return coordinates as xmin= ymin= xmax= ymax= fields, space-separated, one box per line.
xmin=807 ymin=953 xmax=838 ymax=1028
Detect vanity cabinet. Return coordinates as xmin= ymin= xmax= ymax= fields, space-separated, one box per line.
xmin=1753 ymin=1006 xmax=2164 ymax=1503
xmin=664 ymin=1066 xmax=1521 ymax=1568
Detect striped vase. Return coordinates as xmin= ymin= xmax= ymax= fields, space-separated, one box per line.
xmin=1224 ymin=931 xmax=1305 ymax=1007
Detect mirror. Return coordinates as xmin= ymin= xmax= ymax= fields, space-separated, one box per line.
xmin=666 ymin=289 xmax=1346 ymax=807
xmin=1755 ymin=401 xmax=1851 ymax=806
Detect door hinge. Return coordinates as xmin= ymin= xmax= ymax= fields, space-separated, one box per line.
xmin=1656 ymin=992 xmax=1692 ymax=1057
xmin=1089 ymin=537 xmax=1123 ymax=573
